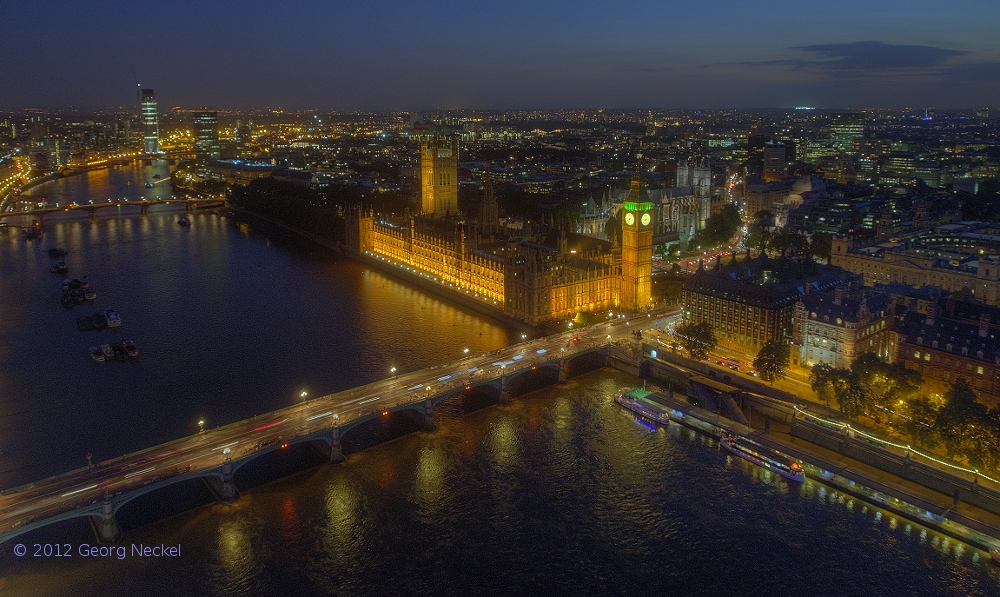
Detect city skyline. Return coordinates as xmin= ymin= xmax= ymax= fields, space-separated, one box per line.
xmin=1 ymin=0 xmax=998 ymax=109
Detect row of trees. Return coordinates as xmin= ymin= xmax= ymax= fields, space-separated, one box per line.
xmin=228 ymin=178 xmax=343 ymax=242
xmin=809 ymin=354 xmax=922 ymax=417
xmin=746 ymin=210 xmax=832 ymax=261
xmin=671 ymin=316 xmax=1000 ymax=472
xmin=689 ymin=203 xmax=742 ymax=252
xmin=810 ymin=354 xmax=1000 ymax=472
xmin=672 ymin=321 xmax=793 ymax=384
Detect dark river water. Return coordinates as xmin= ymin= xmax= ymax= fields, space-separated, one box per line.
xmin=0 ymin=164 xmax=998 ymax=596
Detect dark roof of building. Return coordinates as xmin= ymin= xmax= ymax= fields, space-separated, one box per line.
xmin=271 ymin=168 xmax=313 ymax=181
xmin=898 ymin=310 xmax=1000 ymax=364
xmin=683 ymin=256 xmax=856 ymax=309
xmin=539 ymin=229 xmax=613 ymax=254
xmin=799 ymin=291 xmax=894 ymax=326
xmin=874 ymin=282 xmax=949 ymax=302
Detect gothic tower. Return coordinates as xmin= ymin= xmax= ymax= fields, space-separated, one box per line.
xmin=479 ymin=175 xmax=499 ymax=235
xmin=420 ymin=132 xmax=459 ymax=216
xmin=621 ymin=170 xmax=654 ymax=311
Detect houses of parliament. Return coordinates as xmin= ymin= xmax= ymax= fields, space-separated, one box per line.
xmin=346 ymin=126 xmax=654 ymax=325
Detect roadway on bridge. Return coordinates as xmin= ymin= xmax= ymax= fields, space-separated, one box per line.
xmin=0 ymin=312 xmax=671 ymax=538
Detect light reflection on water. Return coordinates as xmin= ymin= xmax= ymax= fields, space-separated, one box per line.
xmin=1 ymin=370 xmax=999 ymax=595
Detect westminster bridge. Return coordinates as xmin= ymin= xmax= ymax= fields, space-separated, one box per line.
xmin=0 ymin=314 xmax=661 ymax=544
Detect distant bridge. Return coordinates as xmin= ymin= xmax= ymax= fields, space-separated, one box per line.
xmin=0 ymin=315 xmax=660 ymax=545
xmin=0 ymin=198 xmax=225 ymax=222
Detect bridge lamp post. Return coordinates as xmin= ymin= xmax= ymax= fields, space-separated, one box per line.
xmin=198 ymin=420 xmax=205 ymax=433
xmin=463 ymin=348 xmax=469 ymax=355
xmin=301 ymin=390 xmax=308 ymax=403
xmin=390 ymin=366 xmax=397 ymax=378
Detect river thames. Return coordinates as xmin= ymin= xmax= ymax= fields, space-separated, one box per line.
xmin=0 ymin=164 xmax=998 ymax=595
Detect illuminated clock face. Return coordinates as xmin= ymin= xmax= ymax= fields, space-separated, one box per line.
xmin=624 ymin=212 xmax=635 ymax=226
xmin=641 ymin=212 xmax=651 ymax=226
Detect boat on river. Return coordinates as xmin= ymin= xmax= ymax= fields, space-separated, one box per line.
xmin=104 ymin=308 xmax=122 ymax=327
xmin=615 ymin=387 xmax=669 ymax=426
xmin=89 ymin=346 xmax=105 ymax=363
xmin=720 ymin=431 xmax=805 ymax=482
xmin=121 ymin=339 xmax=138 ymax=358
xmin=177 ymin=217 xmax=191 ymax=227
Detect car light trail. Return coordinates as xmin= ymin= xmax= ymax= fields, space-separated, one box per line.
xmin=61 ymin=484 xmax=98 ymax=498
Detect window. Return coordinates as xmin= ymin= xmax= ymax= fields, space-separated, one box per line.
xmin=914 ymin=351 xmax=920 ymax=359
xmin=978 ymin=366 xmax=984 ymax=375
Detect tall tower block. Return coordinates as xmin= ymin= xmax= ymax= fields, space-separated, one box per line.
xmin=141 ymin=89 xmax=160 ymax=155
xmin=621 ymin=171 xmax=654 ymax=312
xmin=420 ymin=132 xmax=459 ymax=216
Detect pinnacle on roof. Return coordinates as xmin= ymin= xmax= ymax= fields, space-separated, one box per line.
xmin=625 ymin=167 xmax=651 ymax=206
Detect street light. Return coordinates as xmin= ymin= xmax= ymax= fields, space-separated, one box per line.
xmin=198 ymin=420 xmax=205 ymax=433
xmin=463 ymin=348 xmax=469 ymax=354
xmin=390 ymin=366 xmax=397 ymax=377
xmin=301 ymin=390 xmax=308 ymax=402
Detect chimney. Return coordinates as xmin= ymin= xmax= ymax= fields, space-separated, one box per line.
xmin=834 ymin=286 xmax=843 ymax=306
xmin=926 ymin=303 xmax=937 ymax=325
xmin=980 ymin=313 xmax=991 ymax=338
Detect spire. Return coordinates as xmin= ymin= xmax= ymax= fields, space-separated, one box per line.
xmin=625 ymin=166 xmax=650 ymax=204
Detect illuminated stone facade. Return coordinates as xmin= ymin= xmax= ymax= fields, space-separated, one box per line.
xmin=831 ymin=232 xmax=1000 ymax=305
xmin=792 ymin=286 xmax=895 ymax=369
xmin=344 ymin=135 xmax=653 ymax=325
xmin=420 ymin=133 xmax=459 ymax=216
xmin=683 ymin=255 xmax=855 ymax=354
xmin=620 ymin=176 xmax=654 ymax=312
xmin=896 ymin=300 xmax=1000 ymax=405
xmin=347 ymin=208 xmax=632 ymax=326
xmin=348 ymin=211 xmax=505 ymax=306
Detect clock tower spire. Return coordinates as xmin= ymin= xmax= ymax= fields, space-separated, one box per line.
xmin=621 ymin=169 xmax=654 ymax=312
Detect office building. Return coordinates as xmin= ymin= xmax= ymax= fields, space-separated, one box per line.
xmin=193 ymin=110 xmax=220 ymax=161
xmin=141 ymin=89 xmax=160 ymax=155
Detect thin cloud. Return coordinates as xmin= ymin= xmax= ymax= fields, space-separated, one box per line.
xmin=791 ymin=41 xmax=967 ymax=71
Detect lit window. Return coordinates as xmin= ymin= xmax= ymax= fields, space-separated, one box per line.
xmin=978 ymin=366 xmax=984 ymax=375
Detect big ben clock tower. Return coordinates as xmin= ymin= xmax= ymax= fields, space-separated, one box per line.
xmin=621 ymin=170 xmax=654 ymax=312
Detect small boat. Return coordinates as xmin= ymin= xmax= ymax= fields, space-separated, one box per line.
xmin=178 ymin=217 xmax=191 ymax=227
xmin=68 ymin=278 xmax=81 ymax=290
xmin=84 ymin=287 xmax=96 ymax=300
xmin=104 ymin=308 xmax=122 ymax=327
xmin=50 ymin=261 xmax=68 ymax=274
xmin=101 ymin=344 xmax=115 ymax=360
xmin=144 ymin=182 xmax=154 ymax=188
xmin=720 ymin=432 xmax=805 ymax=482
xmin=62 ymin=278 xmax=70 ymax=291
xmin=89 ymin=346 xmax=105 ymax=362
xmin=90 ymin=313 xmax=108 ymax=329
xmin=615 ymin=387 xmax=670 ymax=426
xmin=80 ymin=277 xmax=89 ymax=289
xmin=48 ymin=248 xmax=67 ymax=257
xmin=121 ymin=338 xmax=138 ymax=358
xmin=61 ymin=294 xmax=74 ymax=308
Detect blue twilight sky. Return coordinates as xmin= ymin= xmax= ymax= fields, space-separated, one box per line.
xmin=1 ymin=0 xmax=998 ymax=109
